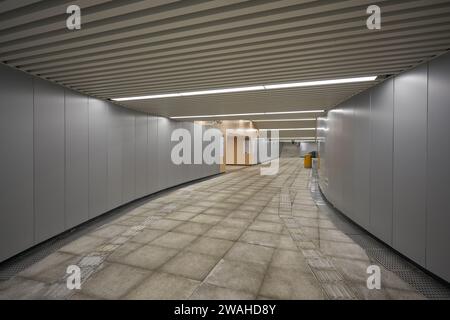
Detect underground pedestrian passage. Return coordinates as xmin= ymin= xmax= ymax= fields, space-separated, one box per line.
xmin=1 ymin=0 xmax=450 ymax=305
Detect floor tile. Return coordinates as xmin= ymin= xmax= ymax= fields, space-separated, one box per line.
xmin=190 ymin=214 xmax=223 ymax=225
xmin=90 ymin=224 xmax=130 ymax=239
xmin=190 ymin=283 xmax=255 ymax=300
xmin=205 ymin=225 xmax=244 ymax=241
xmin=386 ymin=288 xmax=426 ymax=300
xmin=107 ymin=241 xmax=143 ymax=263
xmin=180 ymin=206 xmax=207 ymax=214
xmin=185 ymin=236 xmax=234 ymax=257
xmin=256 ymin=214 xmax=282 ymax=223
xmin=0 ymin=277 xmax=47 ymax=300
xmin=248 ymin=221 xmax=284 ymax=234
xmin=174 ymin=222 xmax=212 ymax=236
xmin=225 ymin=242 xmax=274 ymax=266
xmin=240 ymin=230 xmax=280 ymax=248
xmin=319 ymin=240 xmax=370 ymax=260
xmin=124 ymin=272 xmax=200 ymax=299
xmin=81 ymin=262 xmax=151 ymax=299
xmin=203 ymin=207 xmax=230 ymax=216
xmin=18 ymin=252 xmax=78 ymax=282
xmin=122 ymin=245 xmax=179 ymax=270
xmin=165 ymin=211 xmax=198 ymax=221
xmin=205 ymin=259 xmax=266 ymax=294
xmin=131 ymin=229 xmax=166 ymax=244
xmin=270 ymin=249 xmax=310 ymax=272
xmin=278 ymin=235 xmax=298 ymax=250
xmin=219 ymin=218 xmax=251 ymax=229
xmin=59 ymin=236 xmax=107 ymax=255
xmin=161 ymin=251 xmax=219 ymax=281
xmin=147 ymin=218 xmax=184 ymax=231
xmin=150 ymin=232 xmax=197 ymax=249
xmin=259 ymin=267 xmax=324 ymax=300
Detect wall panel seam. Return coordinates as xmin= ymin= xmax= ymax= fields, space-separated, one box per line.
xmin=32 ymin=77 xmax=36 ymax=244
xmin=425 ymin=61 xmax=429 ymax=266
xmin=391 ymin=78 xmax=395 ymax=244
xmin=87 ymin=97 xmax=91 ymax=218
xmin=63 ymin=89 xmax=67 ymax=229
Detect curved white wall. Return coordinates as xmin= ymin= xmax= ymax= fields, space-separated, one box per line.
xmin=0 ymin=64 xmax=220 ymax=262
xmin=318 ymin=52 xmax=450 ymax=283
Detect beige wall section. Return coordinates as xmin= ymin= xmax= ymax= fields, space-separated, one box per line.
xmin=195 ymin=120 xmax=259 ymax=169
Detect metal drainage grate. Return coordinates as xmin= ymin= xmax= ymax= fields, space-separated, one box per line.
xmin=351 ymin=234 xmax=386 ymax=250
xmin=0 ymin=231 xmax=84 ymax=281
xmin=0 ymin=207 xmax=126 ymax=281
xmin=366 ymin=248 xmax=414 ymax=272
xmin=396 ymin=270 xmax=450 ymax=300
xmin=309 ymin=167 xmax=450 ymax=300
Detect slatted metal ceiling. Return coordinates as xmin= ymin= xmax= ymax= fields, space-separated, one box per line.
xmin=1 ymin=0 xmax=450 ymax=137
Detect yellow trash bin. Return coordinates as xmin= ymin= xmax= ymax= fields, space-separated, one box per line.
xmin=304 ymin=154 xmax=312 ymax=168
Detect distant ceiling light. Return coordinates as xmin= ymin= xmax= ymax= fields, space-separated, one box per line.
xmin=170 ymin=110 xmax=324 ymax=119
xmin=252 ymin=118 xmax=315 ymax=122
xmin=113 ymin=93 xmax=181 ymax=101
xmin=272 ymin=137 xmax=316 ymax=140
xmin=171 ymin=112 xmax=265 ymax=119
xmin=260 ymin=128 xmax=316 ymax=131
xmin=264 ymin=110 xmax=322 ymax=115
xmin=264 ymin=76 xmax=377 ymax=89
xmin=112 ymin=77 xmax=377 ymax=101
xmin=179 ymin=86 xmax=265 ymax=96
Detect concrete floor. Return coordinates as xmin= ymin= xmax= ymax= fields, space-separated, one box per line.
xmin=0 ymin=158 xmax=425 ymax=300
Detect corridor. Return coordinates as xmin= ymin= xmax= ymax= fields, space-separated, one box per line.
xmin=0 ymin=149 xmax=425 ymax=300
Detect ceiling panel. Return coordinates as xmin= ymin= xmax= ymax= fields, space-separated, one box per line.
xmin=1 ymin=0 xmax=449 ymax=123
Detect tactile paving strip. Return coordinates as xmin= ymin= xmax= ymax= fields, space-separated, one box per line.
xmin=279 ymin=169 xmax=357 ymax=300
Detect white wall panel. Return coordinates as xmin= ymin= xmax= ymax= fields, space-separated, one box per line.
xmin=166 ymin=120 xmax=178 ymax=187
xmin=393 ymin=64 xmax=428 ymax=266
xmin=316 ymin=53 xmax=450 ymax=282
xmin=352 ymin=92 xmax=371 ymax=229
xmin=185 ymin=122 xmax=197 ymax=182
xmin=135 ymin=113 xmax=148 ymax=199
xmin=157 ymin=117 xmax=170 ymax=190
xmin=34 ymin=79 xmax=65 ymax=242
xmin=0 ymin=65 xmax=223 ymax=262
xmin=147 ymin=116 xmax=159 ymax=194
xmin=88 ymin=98 xmax=108 ymax=218
xmin=369 ymin=79 xmax=394 ymax=245
xmin=122 ymin=109 xmax=136 ymax=203
xmin=427 ymin=53 xmax=450 ymax=281
xmin=0 ymin=65 xmax=34 ymax=261
xmin=341 ymin=103 xmax=355 ymax=220
xmin=107 ymin=104 xmax=123 ymax=210
xmin=65 ymin=90 xmax=89 ymax=229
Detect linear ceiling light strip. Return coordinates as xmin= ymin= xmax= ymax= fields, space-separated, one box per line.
xmin=111 ymin=76 xmax=377 ymax=101
xmin=170 ymin=110 xmax=325 ymax=119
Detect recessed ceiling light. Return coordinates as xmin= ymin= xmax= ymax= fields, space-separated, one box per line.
xmin=272 ymin=137 xmax=316 ymax=140
xmin=263 ymin=76 xmax=377 ymax=90
xmin=179 ymin=86 xmax=265 ymax=96
xmin=252 ymin=118 xmax=316 ymax=122
xmin=111 ymin=76 xmax=377 ymax=101
xmin=259 ymin=128 xmax=316 ymax=131
xmin=170 ymin=110 xmax=324 ymax=119
xmin=171 ymin=112 xmax=266 ymax=119
xmin=113 ymin=93 xmax=181 ymax=101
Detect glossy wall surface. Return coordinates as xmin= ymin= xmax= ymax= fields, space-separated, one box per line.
xmin=0 ymin=64 xmax=220 ymax=262
xmin=318 ymin=52 xmax=450 ymax=282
